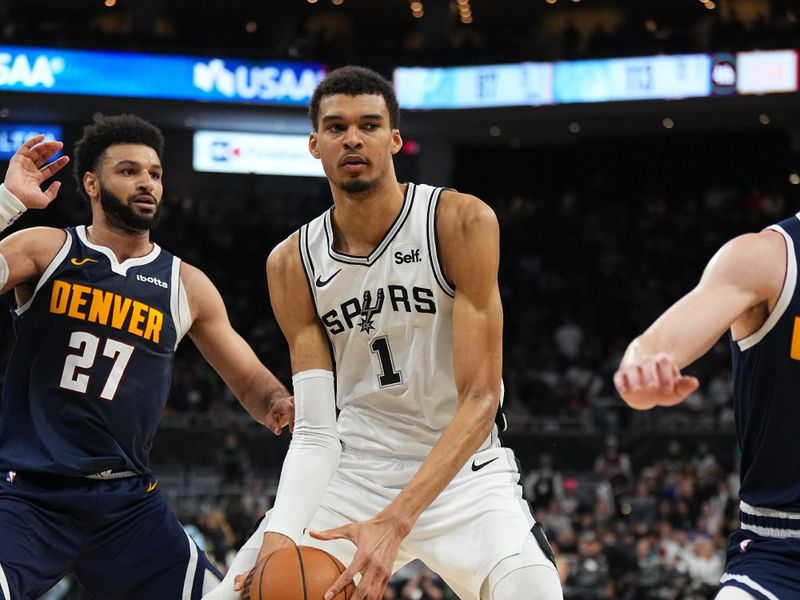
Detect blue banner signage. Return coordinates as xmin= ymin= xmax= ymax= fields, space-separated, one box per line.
xmin=0 ymin=45 xmax=325 ymax=106
xmin=394 ymin=63 xmax=553 ymax=109
xmin=0 ymin=123 xmax=63 ymax=161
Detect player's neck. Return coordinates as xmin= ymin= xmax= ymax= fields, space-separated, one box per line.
xmin=86 ymin=219 xmax=154 ymax=262
xmin=330 ymin=180 xmax=406 ymax=256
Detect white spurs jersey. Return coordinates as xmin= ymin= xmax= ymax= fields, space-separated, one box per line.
xmin=299 ymin=183 xmax=502 ymax=459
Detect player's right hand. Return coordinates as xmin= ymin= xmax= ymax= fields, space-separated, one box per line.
xmin=5 ymin=135 xmax=70 ymax=210
xmin=264 ymin=395 xmax=294 ymax=435
xmin=613 ymin=352 xmax=699 ymax=410
xmin=233 ymin=532 xmax=295 ymax=596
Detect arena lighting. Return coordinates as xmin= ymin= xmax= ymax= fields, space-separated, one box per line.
xmin=410 ymin=1 xmax=423 ymax=18
xmin=104 ymin=0 xmax=116 ymax=7
xmin=759 ymin=114 xmax=770 ymax=125
xmin=568 ymin=121 xmax=581 ymax=133
xmin=662 ymin=117 xmax=675 ymax=129
xmin=332 ymin=0 xmax=344 ymax=5
xmin=706 ymin=1 xmax=716 ymax=9
xmin=790 ymin=173 xmax=800 ymax=185
xmin=489 ymin=125 xmax=501 ymax=137
xmin=245 ymin=21 xmax=258 ymax=33
xmin=546 ymin=0 xmax=557 ymax=4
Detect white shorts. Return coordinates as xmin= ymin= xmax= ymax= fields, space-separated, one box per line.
xmin=240 ymin=445 xmax=534 ymax=599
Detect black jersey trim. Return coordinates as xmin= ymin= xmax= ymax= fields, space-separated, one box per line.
xmin=426 ymin=187 xmax=456 ymax=298
xmin=298 ymin=225 xmax=320 ymax=315
xmin=324 ymin=183 xmax=416 ymax=266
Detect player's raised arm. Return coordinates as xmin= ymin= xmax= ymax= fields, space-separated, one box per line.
xmin=614 ymin=229 xmax=785 ymax=410
xmin=180 ymin=261 xmax=292 ymax=432
xmin=0 ymin=136 xmax=71 ymax=296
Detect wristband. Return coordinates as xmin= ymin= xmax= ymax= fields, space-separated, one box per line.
xmin=0 ymin=184 xmax=26 ymax=231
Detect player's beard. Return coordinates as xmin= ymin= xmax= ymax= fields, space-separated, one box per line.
xmin=340 ymin=178 xmax=372 ymax=193
xmin=99 ymin=185 xmax=163 ymax=232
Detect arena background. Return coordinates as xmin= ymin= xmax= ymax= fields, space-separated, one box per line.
xmin=1 ymin=0 xmax=799 ymax=598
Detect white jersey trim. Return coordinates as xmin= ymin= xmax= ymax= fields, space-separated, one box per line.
xmin=171 ymin=258 xmax=191 ymax=349
xmin=15 ymin=229 xmax=72 ymax=316
xmin=0 ymin=563 xmax=10 ymax=600
xmin=740 ymin=500 xmax=800 ymax=520
xmin=76 ymin=225 xmax=162 ymax=277
xmin=720 ymin=573 xmax=779 ymax=600
xmin=426 ymin=186 xmax=455 ymax=297
xmin=324 ymin=183 xmax=416 ymax=266
xmin=736 ymin=224 xmax=796 ymax=351
xmin=182 ymin=530 xmax=199 ymax=600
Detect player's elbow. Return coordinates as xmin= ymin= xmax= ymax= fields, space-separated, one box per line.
xmin=461 ymin=388 xmax=501 ymax=437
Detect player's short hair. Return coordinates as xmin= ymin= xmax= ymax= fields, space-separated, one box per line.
xmin=308 ymin=66 xmax=400 ymax=131
xmin=73 ymin=114 xmax=165 ymax=200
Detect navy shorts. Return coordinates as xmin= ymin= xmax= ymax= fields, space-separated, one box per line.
xmin=0 ymin=472 xmax=221 ymax=599
xmin=721 ymin=528 xmax=800 ymax=599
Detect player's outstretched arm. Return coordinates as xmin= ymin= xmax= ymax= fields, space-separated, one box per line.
xmin=311 ymin=191 xmax=503 ymax=600
xmin=230 ymin=233 xmax=340 ymax=593
xmin=181 ymin=262 xmax=292 ymax=432
xmin=614 ymin=230 xmax=785 ymax=410
xmin=0 ymin=135 xmax=71 ymax=295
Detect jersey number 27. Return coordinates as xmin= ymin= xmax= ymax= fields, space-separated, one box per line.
xmin=59 ymin=331 xmax=134 ymax=401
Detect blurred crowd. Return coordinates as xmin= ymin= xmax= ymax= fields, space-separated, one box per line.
xmin=2 ymin=1 xmax=799 ymax=67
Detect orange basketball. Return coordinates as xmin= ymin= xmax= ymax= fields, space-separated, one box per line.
xmin=241 ymin=545 xmax=354 ymax=600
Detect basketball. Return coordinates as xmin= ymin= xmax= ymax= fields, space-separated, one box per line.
xmin=241 ymin=545 xmax=354 ymax=600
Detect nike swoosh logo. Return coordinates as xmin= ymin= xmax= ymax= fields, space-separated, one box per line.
xmin=71 ymin=257 xmax=99 ymax=266
xmin=471 ymin=457 xmax=499 ymax=472
xmin=145 ymin=481 xmax=158 ymax=493
xmin=315 ymin=269 xmax=342 ymax=287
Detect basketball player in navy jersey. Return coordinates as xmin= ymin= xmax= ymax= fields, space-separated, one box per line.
xmin=614 ymin=217 xmax=800 ymax=598
xmin=0 ymin=115 xmax=292 ymax=599
xmin=206 ymin=67 xmax=563 ymax=600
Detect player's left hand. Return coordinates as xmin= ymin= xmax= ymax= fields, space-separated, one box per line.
xmin=264 ymin=395 xmax=294 ymax=435
xmin=310 ymin=514 xmax=406 ymax=600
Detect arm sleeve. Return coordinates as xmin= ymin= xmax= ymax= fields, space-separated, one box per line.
xmin=265 ymin=369 xmax=340 ymax=542
xmin=0 ymin=184 xmax=26 ymax=231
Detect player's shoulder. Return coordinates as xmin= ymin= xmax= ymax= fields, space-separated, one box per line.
xmin=267 ymin=230 xmax=302 ymax=274
xmin=436 ymin=188 xmax=498 ymax=236
xmin=1 ymin=225 xmax=68 ymax=265
xmin=177 ymin=260 xmax=217 ymax=298
xmin=718 ymin=229 xmax=785 ymax=266
xmin=2 ymin=225 xmax=67 ymax=249
xmin=709 ymin=229 xmax=786 ymax=291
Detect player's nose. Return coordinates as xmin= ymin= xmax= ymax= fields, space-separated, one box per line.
xmin=342 ymin=125 xmax=363 ymax=149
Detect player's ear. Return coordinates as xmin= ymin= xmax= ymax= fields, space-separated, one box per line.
xmin=309 ymin=132 xmax=321 ymax=159
xmin=83 ymin=172 xmax=99 ymax=200
xmin=391 ymin=129 xmax=403 ymax=155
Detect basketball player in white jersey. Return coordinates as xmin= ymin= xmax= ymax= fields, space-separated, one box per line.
xmin=204 ymin=66 xmax=562 ymax=600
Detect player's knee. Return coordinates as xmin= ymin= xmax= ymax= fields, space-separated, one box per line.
xmin=480 ymin=535 xmax=563 ymax=600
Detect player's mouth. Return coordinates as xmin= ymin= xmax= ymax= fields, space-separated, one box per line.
xmin=131 ymin=194 xmax=157 ymax=211
xmin=341 ymin=155 xmax=368 ymax=174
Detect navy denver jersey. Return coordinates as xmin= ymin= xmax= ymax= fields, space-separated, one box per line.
xmin=0 ymin=225 xmax=186 ymax=478
xmin=730 ymin=213 xmax=800 ymax=511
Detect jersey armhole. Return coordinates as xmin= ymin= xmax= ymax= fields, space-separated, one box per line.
xmin=736 ymin=225 xmax=796 ymax=351
xmin=172 ymin=257 xmax=192 ymax=348
xmin=426 ymin=187 xmax=456 ymax=298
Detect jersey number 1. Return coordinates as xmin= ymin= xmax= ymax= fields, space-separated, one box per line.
xmin=60 ymin=331 xmax=135 ymax=401
xmin=370 ymin=336 xmax=403 ymax=387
